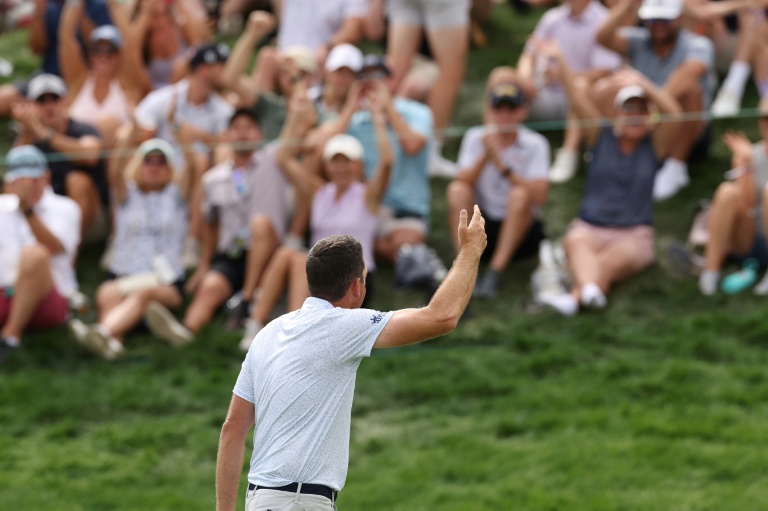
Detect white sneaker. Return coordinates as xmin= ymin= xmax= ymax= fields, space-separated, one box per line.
xmin=549 ymin=148 xmax=578 ymax=183
xmin=711 ymin=88 xmax=742 ymax=118
xmin=653 ymin=159 xmax=690 ymax=201
xmin=144 ymin=301 xmax=194 ymax=347
xmin=427 ymin=143 xmax=458 ymax=178
xmin=539 ymin=292 xmax=579 ymax=316
xmin=239 ymin=319 xmax=264 ymax=352
xmin=532 ymin=240 xmax=569 ymax=304
xmin=754 ymin=270 xmax=768 ymax=295
xmin=182 ymin=238 xmax=201 ymax=271
xmin=699 ymin=270 xmax=720 ymax=296
xmin=67 ymin=318 xmax=90 ymax=348
xmin=84 ymin=326 xmax=124 ymax=361
xmin=580 ymin=283 xmax=607 ymax=309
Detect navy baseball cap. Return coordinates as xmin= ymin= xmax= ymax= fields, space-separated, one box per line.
xmin=489 ymin=82 xmax=527 ymax=108
xmin=4 ymin=145 xmax=48 ymax=183
xmin=360 ymin=54 xmax=391 ymax=77
xmin=189 ymin=43 xmax=230 ymax=69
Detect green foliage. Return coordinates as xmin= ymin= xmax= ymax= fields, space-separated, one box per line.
xmin=3 ymin=9 xmax=768 ymax=510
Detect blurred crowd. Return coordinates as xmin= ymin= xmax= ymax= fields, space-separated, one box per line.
xmin=2 ymin=0 xmax=768 ymax=364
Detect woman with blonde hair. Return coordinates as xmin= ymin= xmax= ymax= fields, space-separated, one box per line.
xmin=68 ymin=129 xmax=190 ymax=360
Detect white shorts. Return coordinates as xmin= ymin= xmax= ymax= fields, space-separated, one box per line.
xmin=387 ymin=0 xmax=471 ymax=30
xmin=376 ymin=206 xmax=428 ymax=238
xmin=528 ymin=87 xmax=568 ymax=122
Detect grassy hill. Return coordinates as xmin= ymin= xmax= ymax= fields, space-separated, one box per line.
xmin=2 ymin=7 xmax=768 ymax=510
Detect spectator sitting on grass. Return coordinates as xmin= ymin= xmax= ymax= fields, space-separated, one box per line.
xmin=447 ymin=68 xmax=549 ymax=299
xmin=0 ymin=146 xmax=81 ymax=366
xmin=516 ymin=0 xmax=621 ymax=183
xmin=532 ymin=41 xmax=682 ymax=316
xmin=596 ymin=0 xmax=715 ymax=201
xmin=141 ymin=108 xmax=293 ymax=345
xmin=12 ymin=74 xmax=107 ymax=239
xmin=699 ymin=96 xmax=768 ymax=295
xmin=67 ymin=137 xmax=190 ymax=360
xmin=239 ymin=87 xmax=393 ymax=351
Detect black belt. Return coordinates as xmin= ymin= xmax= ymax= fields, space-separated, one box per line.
xmin=248 ymin=482 xmax=337 ymax=501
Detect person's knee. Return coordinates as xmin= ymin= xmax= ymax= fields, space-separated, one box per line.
xmin=250 ymin=214 xmax=276 ymax=239
xmin=713 ymin=181 xmax=740 ymax=206
xmin=96 ymin=282 xmax=120 ymax=309
xmin=196 ymin=273 xmax=230 ymax=306
xmin=446 ymin=180 xmax=473 ymax=206
xmin=563 ymin=227 xmax=589 ymax=252
xmin=507 ymin=186 xmax=532 ymax=212
xmin=65 ymin=171 xmax=96 ymax=197
xmin=390 ymin=228 xmax=425 ymax=247
xmin=19 ymin=244 xmax=51 ymax=272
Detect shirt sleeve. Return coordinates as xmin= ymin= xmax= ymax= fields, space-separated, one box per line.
xmin=520 ymin=133 xmax=551 ymax=181
xmin=48 ymin=198 xmax=82 ymax=259
xmin=590 ymin=43 xmax=622 ymax=71
xmin=333 ymin=308 xmax=394 ymax=362
xmin=398 ymin=100 xmax=433 ymax=138
xmin=233 ymin=349 xmax=256 ymax=403
xmin=134 ymin=89 xmax=167 ymax=131
xmin=344 ymin=0 xmax=368 ymax=18
xmin=685 ymin=34 xmax=714 ymax=68
xmin=620 ymin=27 xmax=646 ymax=61
xmin=457 ymin=128 xmax=484 ymax=169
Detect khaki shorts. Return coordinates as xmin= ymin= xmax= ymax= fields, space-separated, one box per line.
xmin=246 ymin=488 xmax=336 ymax=511
xmin=376 ymin=206 xmax=428 ymax=238
xmin=567 ymin=219 xmax=655 ymax=270
xmin=387 ymin=0 xmax=471 ymax=29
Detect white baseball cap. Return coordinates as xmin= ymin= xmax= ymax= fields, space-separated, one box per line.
xmin=27 ymin=73 xmax=68 ymax=101
xmin=614 ymin=85 xmax=646 ymax=108
xmin=325 ymin=44 xmax=364 ymax=73
xmin=282 ymin=46 xmax=317 ymax=74
xmin=323 ymin=134 xmax=364 ymax=161
xmin=638 ymin=0 xmax=683 ymax=20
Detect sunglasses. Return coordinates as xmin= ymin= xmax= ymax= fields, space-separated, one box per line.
xmin=143 ymin=155 xmax=168 ymax=166
xmin=35 ymin=94 xmax=61 ymax=104
xmin=644 ymin=18 xmax=673 ymax=25
xmin=91 ymin=45 xmax=118 ymax=56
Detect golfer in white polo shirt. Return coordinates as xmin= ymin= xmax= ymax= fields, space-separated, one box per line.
xmin=216 ymin=207 xmax=487 ymax=511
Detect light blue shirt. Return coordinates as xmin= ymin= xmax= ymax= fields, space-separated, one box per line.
xmin=233 ymin=297 xmax=393 ymax=491
xmin=347 ymin=97 xmax=433 ymax=217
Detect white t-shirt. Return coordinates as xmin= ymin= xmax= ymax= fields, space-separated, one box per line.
xmin=134 ymin=80 xmax=234 ymax=166
xmin=457 ymin=126 xmax=550 ymax=221
xmin=0 ymin=188 xmax=81 ymax=295
xmin=277 ymin=0 xmax=368 ymax=51
xmin=233 ymin=297 xmax=393 ymax=491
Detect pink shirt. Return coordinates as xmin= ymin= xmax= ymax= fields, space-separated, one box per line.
xmin=530 ymin=0 xmax=621 ymax=74
xmin=310 ymin=182 xmax=378 ymax=271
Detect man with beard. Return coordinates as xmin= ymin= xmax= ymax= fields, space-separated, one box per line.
xmin=141 ymin=109 xmax=291 ymax=346
xmin=597 ymin=0 xmax=715 ymax=201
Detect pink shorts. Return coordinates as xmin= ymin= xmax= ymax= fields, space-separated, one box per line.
xmin=568 ymin=219 xmax=656 ymax=269
xmin=0 ymin=287 xmax=69 ymax=332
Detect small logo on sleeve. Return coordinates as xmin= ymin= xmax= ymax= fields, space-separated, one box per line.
xmin=370 ymin=314 xmax=383 ymax=324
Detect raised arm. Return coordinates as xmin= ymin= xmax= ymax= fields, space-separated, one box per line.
xmin=626 ymin=71 xmax=683 ymax=159
xmin=175 ymin=0 xmax=211 ymax=46
xmin=29 ymin=0 xmax=49 ymax=55
xmin=364 ymin=89 xmax=393 ymax=211
xmin=107 ymin=121 xmax=140 ymax=205
xmin=58 ymin=0 xmax=89 ymax=90
xmin=276 ymin=91 xmax=326 ymax=197
xmin=596 ymin=0 xmax=640 ymax=55
xmin=374 ymin=206 xmax=487 ymax=348
xmin=684 ymin=0 xmax=757 ymax=21
xmin=223 ymin=11 xmax=277 ymax=107
xmin=106 ymin=0 xmax=150 ymax=97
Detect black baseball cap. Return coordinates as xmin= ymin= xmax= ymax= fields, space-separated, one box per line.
xmin=189 ymin=43 xmax=230 ymax=69
xmin=488 ymin=82 xmax=527 ymax=108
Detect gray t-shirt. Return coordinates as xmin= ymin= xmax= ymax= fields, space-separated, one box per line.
xmin=579 ymin=126 xmax=660 ymax=227
xmin=233 ymin=297 xmax=393 ymax=491
xmin=457 ymin=126 xmax=550 ymax=221
xmin=623 ymin=27 xmax=716 ymax=107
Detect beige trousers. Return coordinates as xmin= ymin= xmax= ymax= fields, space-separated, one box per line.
xmin=245 ymin=488 xmax=337 ymax=511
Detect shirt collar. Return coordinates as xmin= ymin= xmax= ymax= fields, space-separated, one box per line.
xmin=304 ymin=297 xmax=334 ymax=309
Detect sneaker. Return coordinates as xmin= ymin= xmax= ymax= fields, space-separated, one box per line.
xmin=653 ymin=159 xmax=690 ymax=202
xmin=67 ymin=318 xmax=90 ymax=348
xmin=427 ymin=143 xmax=458 ymax=178
xmin=754 ymin=269 xmax=768 ymax=295
xmin=473 ymin=270 xmax=500 ymax=299
xmin=83 ymin=326 xmax=123 ymax=361
xmin=144 ymin=301 xmax=194 ymax=347
xmin=580 ymin=283 xmax=607 ymax=309
xmin=239 ymin=319 xmax=264 ymax=352
xmin=283 ymin=233 xmax=306 ymax=251
xmin=698 ymin=270 xmax=719 ymax=296
xmin=539 ymin=292 xmax=579 ymax=316
xmin=549 ymin=148 xmax=578 ymax=184
xmin=711 ymin=87 xmax=742 ymax=118
xmin=182 ymin=238 xmax=201 ymax=271
xmin=0 ymin=337 xmax=19 ymax=366
xmin=425 ymin=247 xmax=448 ymax=284
xmin=224 ymin=298 xmax=250 ymax=332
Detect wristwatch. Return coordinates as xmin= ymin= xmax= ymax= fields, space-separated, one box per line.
xmin=22 ymin=207 xmax=34 ymax=218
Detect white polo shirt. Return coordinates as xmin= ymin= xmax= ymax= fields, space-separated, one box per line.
xmin=233 ymin=297 xmax=393 ymax=491
xmin=0 ymin=188 xmax=81 ymax=296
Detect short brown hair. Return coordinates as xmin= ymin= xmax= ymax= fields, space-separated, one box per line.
xmin=306 ymin=235 xmax=365 ymax=302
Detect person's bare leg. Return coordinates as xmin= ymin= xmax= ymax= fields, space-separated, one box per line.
xmin=95 ymin=281 xmax=124 ymax=323
xmin=664 ymin=74 xmax=704 ymax=162
xmin=563 ymin=228 xmax=602 ymax=295
xmin=704 ymin=182 xmax=756 ymax=271
xmin=489 ymin=187 xmax=534 ymax=272
xmin=287 ymin=187 xmax=311 ymax=241
xmin=0 ymin=245 xmax=54 ymax=340
xmin=446 ymin=180 xmax=475 ymax=253
xmin=188 ymin=153 xmax=211 ymax=240
xmin=287 ymin=252 xmax=309 ymax=311
xmin=241 ymin=214 xmax=280 ymax=299
xmin=183 ymin=272 xmax=233 ymax=333
xmin=251 ymin=247 xmax=294 ymax=325
xmin=0 ymin=84 xmax=21 ymax=118
xmin=594 ymin=240 xmax=653 ymax=293
xmin=386 ymin=22 xmax=423 ymax=93
xmin=65 ymin=171 xmax=100 ymax=236
xmin=375 ymin=227 xmax=426 ymax=264
xmin=101 ymin=285 xmax=181 ymax=340
xmin=562 ymin=112 xmax=581 ymax=152
xmin=94 ymin=114 xmax=123 ymax=149
xmin=425 ymin=23 xmax=469 ymax=133
xmin=751 ymin=23 xmax=768 ymax=95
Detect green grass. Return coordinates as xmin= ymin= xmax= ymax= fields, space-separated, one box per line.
xmin=3 ymin=9 xmax=768 ymax=510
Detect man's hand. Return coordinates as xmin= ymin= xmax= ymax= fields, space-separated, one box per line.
xmin=8 ymin=179 xmax=35 ymax=212
xmin=723 ymin=130 xmax=754 ymax=169
xmin=457 ymin=205 xmax=487 ymax=259
xmin=246 ymin=10 xmax=276 ymax=37
xmin=369 ymin=81 xmax=394 ymax=117
xmin=11 ymin=102 xmax=36 ymax=132
xmin=185 ymin=265 xmax=208 ymax=294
